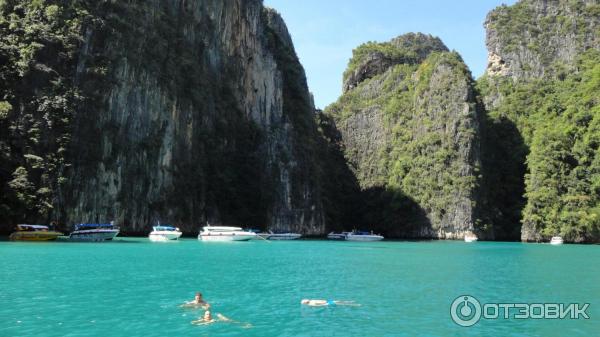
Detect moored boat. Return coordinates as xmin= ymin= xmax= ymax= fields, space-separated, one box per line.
xmin=149 ymin=225 xmax=182 ymax=241
xmin=550 ymin=236 xmax=564 ymax=245
xmin=9 ymin=224 xmax=63 ymax=241
xmin=197 ymin=226 xmax=256 ymax=242
xmin=345 ymin=230 xmax=384 ymax=242
xmin=257 ymin=230 xmax=302 ymax=240
xmin=248 ymin=229 xmax=269 ymax=240
xmin=69 ymin=222 xmax=119 ymax=241
xmin=268 ymin=232 xmax=302 ymax=240
xmin=327 ymin=232 xmax=350 ymax=240
xmin=256 ymin=232 xmax=271 ymax=240
xmin=464 ymin=233 xmax=478 ymax=243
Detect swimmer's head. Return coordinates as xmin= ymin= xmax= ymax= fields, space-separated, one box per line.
xmin=301 ymin=299 xmax=309 ymax=305
xmin=203 ymin=311 xmax=211 ymax=320
xmin=195 ymin=292 xmax=202 ymax=300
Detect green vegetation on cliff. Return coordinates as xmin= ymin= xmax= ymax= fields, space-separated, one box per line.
xmin=0 ymin=1 xmax=327 ymax=234
xmin=3 ymin=0 xmax=598 ymax=241
xmin=0 ymin=0 xmax=90 ymax=220
xmin=326 ymin=35 xmax=480 ymax=238
xmin=488 ymin=1 xmax=600 ymax=49
xmin=479 ymin=51 xmax=600 ymax=242
xmin=480 ymin=0 xmax=600 ymax=242
xmin=343 ymin=33 xmax=447 ymax=85
xmin=485 ymin=0 xmax=600 ymax=79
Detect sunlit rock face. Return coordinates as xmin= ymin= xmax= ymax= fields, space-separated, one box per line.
xmin=485 ymin=0 xmax=600 ymax=81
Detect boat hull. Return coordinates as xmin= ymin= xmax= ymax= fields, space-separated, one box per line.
xmin=550 ymin=236 xmax=564 ymax=245
xmin=345 ymin=235 xmax=384 ymax=242
xmin=149 ymin=232 xmax=182 ymax=241
xmin=268 ymin=234 xmax=302 ymax=240
xmin=68 ymin=230 xmax=119 ymax=241
xmin=9 ymin=231 xmax=63 ymax=241
xmin=256 ymin=233 xmax=271 ymax=240
xmin=198 ymin=233 xmax=256 ymax=241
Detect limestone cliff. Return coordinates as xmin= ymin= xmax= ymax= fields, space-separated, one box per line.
xmin=343 ymin=33 xmax=448 ymax=93
xmin=325 ymin=35 xmax=481 ymax=239
xmin=0 ymin=1 xmax=325 ymax=235
xmin=481 ymin=0 xmax=600 ymax=243
xmin=485 ymin=0 xmax=600 ymax=80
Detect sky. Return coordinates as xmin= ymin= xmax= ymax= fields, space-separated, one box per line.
xmin=263 ymin=0 xmax=518 ymax=109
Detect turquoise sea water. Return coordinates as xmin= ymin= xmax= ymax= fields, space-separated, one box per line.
xmin=1 ymin=239 xmax=599 ymax=337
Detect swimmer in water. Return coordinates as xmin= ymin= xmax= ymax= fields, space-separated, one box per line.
xmin=191 ymin=310 xmax=215 ymax=325
xmin=300 ymin=299 xmax=360 ymax=307
xmin=181 ymin=292 xmax=210 ymax=310
xmin=191 ymin=310 xmax=252 ymax=328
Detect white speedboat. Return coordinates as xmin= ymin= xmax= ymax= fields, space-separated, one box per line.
xmin=149 ymin=225 xmax=182 ymax=241
xmin=197 ymin=226 xmax=256 ymax=242
xmin=550 ymin=236 xmax=564 ymax=245
xmin=69 ymin=222 xmax=119 ymax=241
xmin=327 ymin=232 xmax=350 ymax=240
xmin=345 ymin=231 xmax=384 ymax=242
xmin=464 ymin=233 xmax=478 ymax=242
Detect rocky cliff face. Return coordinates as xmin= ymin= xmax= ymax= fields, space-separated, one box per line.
xmin=485 ymin=0 xmax=600 ymax=80
xmin=342 ymin=33 xmax=448 ymax=93
xmin=481 ymin=0 xmax=600 ymax=243
xmin=0 ymin=1 xmax=325 ymax=235
xmin=325 ymin=35 xmax=481 ymax=239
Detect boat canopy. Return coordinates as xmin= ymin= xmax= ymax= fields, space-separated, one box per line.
xmin=75 ymin=223 xmax=115 ymax=230
xmin=17 ymin=224 xmax=49 ymax=230
xmin=153 ymin=226 xmax=177 ymax=231
xmin=203 ymin=226 xmax=243 ymax=231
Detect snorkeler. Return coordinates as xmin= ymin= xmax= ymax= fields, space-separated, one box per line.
xmin=300 ymin=299 xmax=361 ymax=307
xmin=181 ymin=292 xmax=210 ymax=309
